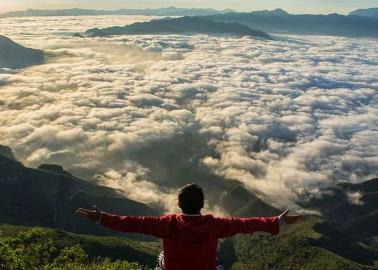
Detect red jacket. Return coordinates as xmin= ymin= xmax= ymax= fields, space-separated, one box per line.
xmin=101 ymin=213 xmax=280 ymax=270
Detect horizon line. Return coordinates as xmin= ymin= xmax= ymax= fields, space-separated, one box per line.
xmin=1 ymin=6 xmax=377 ymax=16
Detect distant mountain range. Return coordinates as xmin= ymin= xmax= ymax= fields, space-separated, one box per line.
xmin=350 ymin=8 xmax=378 ymax=18
xmin=0 ymin=35 xmax=44 ymax=69
xmin=0 ymin=7 xmax=234 ymax=18
xmin=81 ymin=9 xmax=378 ymax=38
xmin=3 ymin=7 xmax=377 ymax=38
xmin=85 ymin=16 xmax=271 ymax=38
xmin=205 ymin=9 xmax=378 ymax=38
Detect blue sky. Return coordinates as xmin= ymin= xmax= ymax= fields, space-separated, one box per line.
xmin=1 ymin=0 xmax=377 ymax=14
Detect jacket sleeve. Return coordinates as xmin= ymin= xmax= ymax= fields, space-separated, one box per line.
xmin=100 ymin=213 xmax=170 ymax=238
xmin=213 ymin=216 xmax=280 ymax=238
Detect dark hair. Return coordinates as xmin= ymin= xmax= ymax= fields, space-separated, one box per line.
xmin=178 ymin=183 xmax=204 ymax=214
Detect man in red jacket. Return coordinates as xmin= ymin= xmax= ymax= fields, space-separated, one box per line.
xmin=76 ymin=183 xmax=303 ymax=270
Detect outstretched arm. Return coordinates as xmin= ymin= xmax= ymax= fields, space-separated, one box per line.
xmin=76 ymin=206 xmax=169 ymax=238
xmin=214 ymin=209 xmax=304 ymax=238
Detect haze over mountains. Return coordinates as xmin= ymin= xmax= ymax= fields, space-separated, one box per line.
xmin=205 ymin=9 xmax=378 ymax=37
xmin=2 ymin=7 xmax=377 ymax=38
xmin=0 ymin=7 xmax=234 ymax=18
xmin=77 ymin=8 xmax=378 ymax=38
xmin=1 ymin=7 xmax=377 ymax=18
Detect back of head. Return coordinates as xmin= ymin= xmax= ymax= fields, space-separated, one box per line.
xmin=178 ymin=183 xmax=204 ymax=215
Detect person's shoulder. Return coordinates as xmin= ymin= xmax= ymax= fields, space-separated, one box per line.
xmin=202 ymin=214 xmax=216 ymax=221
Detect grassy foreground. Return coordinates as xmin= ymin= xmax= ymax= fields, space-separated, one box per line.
xmin=0 ymin=223 xmax=159 ymax=270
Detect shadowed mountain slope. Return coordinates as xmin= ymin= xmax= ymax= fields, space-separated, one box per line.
xmin=0 ymin=145 xmax=16 ymax=161
xmin=302 ymin=178 xmax=378 ymax=239
xmin=0 ymin=149 xmax=160 ymax=238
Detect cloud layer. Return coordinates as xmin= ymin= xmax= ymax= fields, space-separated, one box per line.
xmin=0 ymin=16 xmax=377 ymax=211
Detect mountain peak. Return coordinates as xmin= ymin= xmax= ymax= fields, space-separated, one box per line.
xmin=38 ymin=164 xmax=72 ymax=176
xmin=0 ymin=145 xmax=16 ymax=161
xmin=271 ymin=8 xmax=289 ymax=15
xmin=251 ymin=8 xmax=289 ymax=16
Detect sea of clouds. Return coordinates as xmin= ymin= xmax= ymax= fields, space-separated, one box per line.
xmin=0 ymin=16 xmax=377 ymax=212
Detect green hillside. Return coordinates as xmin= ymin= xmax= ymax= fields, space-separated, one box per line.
xmin=219 ymin=217 xmax=378 ymax=270
xmin=0 ymin=223 xmax=159 ymax=270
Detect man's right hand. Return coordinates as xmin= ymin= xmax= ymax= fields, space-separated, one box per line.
xmin=76 ymin=206 xmax=102 ymax=222
xmin=279 ymin=209 xmax=304 ymax=225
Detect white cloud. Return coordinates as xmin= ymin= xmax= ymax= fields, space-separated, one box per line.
xmin=0 ymin=16 xmax=377 ymax=212
xmin=347 ymin=191 xmax=364 ymax=206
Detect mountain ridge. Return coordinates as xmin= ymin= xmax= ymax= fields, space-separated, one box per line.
xmin=350 ymin=8 xmax=378 ymax=18
xmin=85 ymin=16 xmax=271 ymax=38
xmin=204 ymin=11 xmax=378 ymax=37
xmin=250 ymin=8 xmax=290 ymax=16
